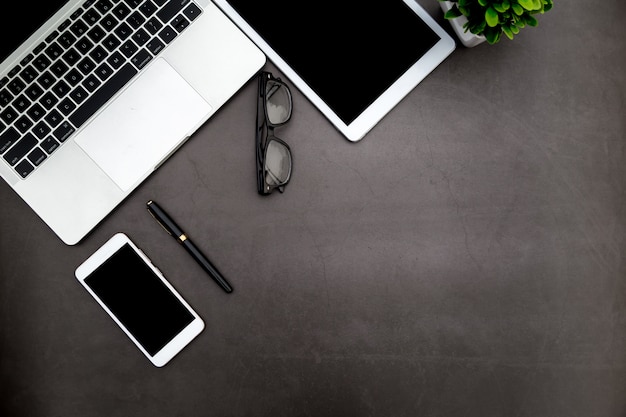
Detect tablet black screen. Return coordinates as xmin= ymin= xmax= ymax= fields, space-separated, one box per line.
xmin=225 ymin=0 xmax=440 ymax=124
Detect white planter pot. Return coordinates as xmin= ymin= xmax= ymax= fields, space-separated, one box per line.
xmin=439 ymin=1 xmax=486 ymax=47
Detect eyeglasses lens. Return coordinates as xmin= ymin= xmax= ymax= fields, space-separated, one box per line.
xmin=265 ymin=139 xmax=291 ymax=186
xmin=265 ymin=80 xmax=291 ymax=125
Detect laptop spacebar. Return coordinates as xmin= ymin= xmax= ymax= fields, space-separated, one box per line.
xmin=69 ymin=64 xmax=138 ymax=128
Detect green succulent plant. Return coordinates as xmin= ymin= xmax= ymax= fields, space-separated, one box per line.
xmin=440 ymin=0 xmax=553 ymax=44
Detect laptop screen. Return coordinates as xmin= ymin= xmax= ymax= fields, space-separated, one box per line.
xmin=1 ymin=0 xmax=70 ymax=63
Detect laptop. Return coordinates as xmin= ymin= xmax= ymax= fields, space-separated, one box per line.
xmin=0 ymin=0 xmax=265 ymax=245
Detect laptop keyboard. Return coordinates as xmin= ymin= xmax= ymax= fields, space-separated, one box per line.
xmin=0 ymin=0 xmax=202 ymax=179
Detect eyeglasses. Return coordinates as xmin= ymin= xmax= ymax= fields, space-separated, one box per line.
xmin=256 ymin=71 xmax=293 ymax=195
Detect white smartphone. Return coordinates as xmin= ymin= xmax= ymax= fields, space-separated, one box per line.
xmin=75 ymin=233 xmax=205 ymax=367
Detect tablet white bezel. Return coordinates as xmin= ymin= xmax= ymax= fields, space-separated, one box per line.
xmin=213 ymin=0 xmax=455 ymax=142
xmin=75 ymin=233 xmax=205 ymax=367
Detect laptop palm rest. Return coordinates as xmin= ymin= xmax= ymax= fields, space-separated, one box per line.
xmin=75 ymin=58 xmax=212 ymax=191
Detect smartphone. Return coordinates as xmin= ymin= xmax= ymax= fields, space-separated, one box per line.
xmin=75 ymin=233 xmax=204 ymax=367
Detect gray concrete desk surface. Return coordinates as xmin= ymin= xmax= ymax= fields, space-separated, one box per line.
xmin=1 ymin=1 xmax=625 ymax=416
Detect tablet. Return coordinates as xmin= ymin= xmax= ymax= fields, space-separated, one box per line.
xmin=214 ymin=0 xmax=455 ymax=142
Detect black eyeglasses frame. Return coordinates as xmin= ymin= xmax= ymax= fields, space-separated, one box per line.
xmin=256 ymin=71 xmax=293 ymax=195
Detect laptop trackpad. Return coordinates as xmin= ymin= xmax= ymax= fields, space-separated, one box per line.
xmin=75 ymin=58 xmax=212 ymax=191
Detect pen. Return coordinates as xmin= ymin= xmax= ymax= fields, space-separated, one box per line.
xmin=146 ymin=200 xmax=233 ymax=293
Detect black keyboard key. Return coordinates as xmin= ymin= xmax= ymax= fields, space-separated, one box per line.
xmin=89 ymin=45 xmax=109 ymax=63
xmin=45 ymin=30 xmax=60 ymax=43
xmin=27 ymin=103 xmax=46 ymax=122
xmin=45 ymin=109 xmax=63 ymax=128
xmin=69 ymin=63 xmax=137 ymax=128
xmin=101 ymin=14 xmax=119 ymax=32
xmin=139 ymin=1 xmax=157 ymax=17
xmin=20 ymin=54 xmax=34 ymax=66
xmin=83 ymin=74 xmax=102 ymax=92
xmin=113 ymin=3 xmax=131 ymax=20
xmin=71 ymin=86 xmax=89 ymax=104
xmin=28 ymin=147 xmax=47 ymax=166
xmin=70 ymin=8 xmax=85 ymax=20
xmin=34 ymin=42 xmax=46 ymax=55
xmin=103 ymin=34 xmax=121 ymax=51
xmin=52 ymin=80 xmax=72 ymax=98
xmin=76 ymin=38 xmax=95 ymax=55
xmin=62 ymin=48 xmax=82 ymax=66
xmin=41 ymin=136 xmax=61 ymax=154
xmin=95 ymin=0 xmax=114 ymax=14
xmin=37 ymin=71 xmax=56 ymax=90
xmin=53 ymin=121 xmax=75 ymax=142
xmin=65 ymin=69 xmax=84 ymax=86
xmin=157 ymin=0 xmax=190 ymax=23
xmin=131 ymin=49 xmax=152 ymax=69
xmin=33 ymin=55 xmax=52 ymax=71
xmin=8 ymin=66 xmax=21 ymax=78
xmin=70 ymin=20 xmax=89 ymax=37
xmin=45 ymin=42 xmax=64 ymax=60
xmin=120 ymin=40 xmax=138 ymax=57
xmin=0 ymin=127 xmax=20 ymax=153
xmin=20 ymin=54 xmax=41 ymax=65
xmin=88 ymin=26 xmax=107 ymax=43
xmin=107 ymin=51 xmax=125 ymax=69
xmin=78 ymin=57 xmax=97 ymax=75
xmin=15 ymin=159 xmax=35 ymax=178
xmin=58 ymin=98 xmax=77 ymax=115
xmin=183 ymin=2 xmax=201 ymax=21
xmin=0 ymin=89 xmax=14 ymax=107
xmin=58 ymin=18 xmax=72 ymax=32
xmin=127 ymin=11 xmax=146 ymax=29
xmin=144 ymin=17 xmax=163 ymax=35
xmin=83 ymin=8 xmax=102 ymax=25
xmin=172 ymin=14 xmax=189 ymax=32
xmin=4 ymin=133 xmax=37 ymax=165
xmin=146 ymin=37 xmax=165 ymax=55
xmin=158 ymin=25 xmax=177 ymax=44
xmin=33 ymin=121 xmax=52 ymax=139
xmin=50 ymin=61 xmax=70 ymax=77
xmin=19 ymin=65 xmax=39 ymax=84
xmin=114 ymin=21 xmax=133 ymax=40
xmin=0 ymin=107 xmax=18 ymax=124
xmin=13 ymin=95 xmax=31 ymax=112
xmin=58 ymin=32 xmax=77 ymax=48
xmin=25 ymin=84 xmax=44 ymax=101
xmin=15 ymin=115 xmax=34 ymax=133
xmin=133 ymin=28 xmax=150 ymax=46
xmin=8 ymin=78 xmax=26 ymax=95
xmin=95 ymin=63 xmax=114 ymax=80
xmin=40 ymin=93 xmax=59 ymax=110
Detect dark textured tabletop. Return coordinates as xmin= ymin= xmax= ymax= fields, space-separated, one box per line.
xmin=2 ymin=1 xmax=625 ymax=416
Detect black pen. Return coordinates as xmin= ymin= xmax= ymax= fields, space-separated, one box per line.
xmin=146 ymin=200 xmax=233 ymax=293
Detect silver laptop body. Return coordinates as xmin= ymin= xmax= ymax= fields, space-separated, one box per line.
xmin=0 ymin=0 xmax=265 ymax=244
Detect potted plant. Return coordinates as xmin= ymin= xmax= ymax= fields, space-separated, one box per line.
xmin=439 ymin=0 xmax=554 ymax=47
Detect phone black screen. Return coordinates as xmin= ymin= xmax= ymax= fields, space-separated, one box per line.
xmin=84 ymin=244 xmax=194 ymax=356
